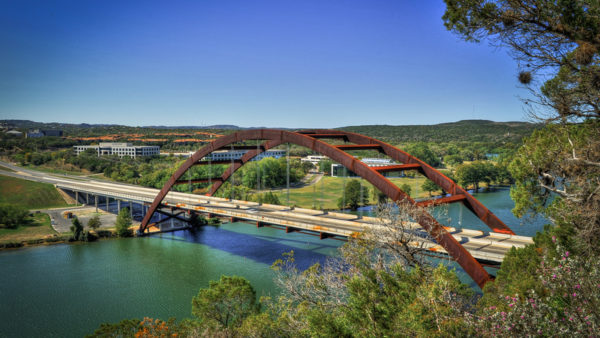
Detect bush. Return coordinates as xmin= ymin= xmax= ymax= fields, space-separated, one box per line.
xmin=0 ymin=204 xmax=29 ymax=229
xmin=115 ymin=208 xmax=133 ymax=237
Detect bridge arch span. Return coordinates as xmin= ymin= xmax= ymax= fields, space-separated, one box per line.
xmin=140 ymin=129 xmax=514 ymax=288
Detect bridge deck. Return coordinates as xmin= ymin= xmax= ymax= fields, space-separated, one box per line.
xmin=9 ymin=167 xmax=532 ymax=264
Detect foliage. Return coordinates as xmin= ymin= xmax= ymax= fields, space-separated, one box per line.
xmin=87 ymin=214 xmax=102 ymax=231
xmin=455 ymin=161 xmax=499 ymax=190
xmin=444 ymin=153 xmax=464 ymax=166
xmin=188 ymin=213 xmax=206 ymax=229
xmin=405 ymin=143 xmax=441 ymax=167
xmin=0 ymin=204 xmax=29 ymax=229
xmin=115 ymin=207 xmax=132 ymax=237
xmin=443 ymin=0 xmax=600 ymax=123
xmin=421 ymin=179 xmax=440 ymax=197
xmin=318 ymin=158 xmax=334 ymax=175
xmin=474 ymin=242 xmax=599 ymax=336
xmin=509 ymin=122 xmax=600 ymax=254
xmin=271 ymin=238 xmax=475 ymax=337
xmin=191 ymin=275 xmax=260 ymax=330
xmin=338 ymin=179 xmax=369 ymax=211
xmin=399 ymin=183 xmax=412 ymax=196
xmin=70 ymin=217 xmax=84 ymax=241
xmin=86 ymin=318 xmax=141 ymax=338
xmin=340 ymin=120 xmax=536 ymax=144
xmin=256 ymin=191 xmax=281 ymax=205
xmin=134 ymin=317 xmax=180 ymax=338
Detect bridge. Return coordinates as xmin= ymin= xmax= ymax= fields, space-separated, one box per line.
xmin=0 ymin=129 xmax=532 ymax=289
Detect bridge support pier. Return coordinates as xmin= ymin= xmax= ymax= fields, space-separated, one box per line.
xmin=285 ymin=226 xmax=296 ymax=233
xmin=86 ymin=193 xmax=89 ymax=205
xmin=75 ymin=191 xmax=78 ymax=206
xmin=106 ymin=197 xmax=109 ymax=213
xmin=256 ymin=221 xmax=264 ymax=228
xmin=129 ymin=201 xmax=133 ymax=219
xmin=95 ymin=195 xmax=98 ymax=212
xmin=230 ymin=216 xmax=237 ymax=223
xmin=319 ymin=232 xmax=330 ymax=240
xmin=117 ymin=200 xmax=121 ymax=213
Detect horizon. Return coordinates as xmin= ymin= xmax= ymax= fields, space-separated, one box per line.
xmin=1 ymin=1 xmax=530 ymax=128
xmin=1 ymin=118 xmax=537 ymax=130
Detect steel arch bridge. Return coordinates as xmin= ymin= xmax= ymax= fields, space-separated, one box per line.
xmin=140 ymin=129 xmax=515 ymax=287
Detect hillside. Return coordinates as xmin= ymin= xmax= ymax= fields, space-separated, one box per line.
xmin=338 ymin=120 xmax=539 ymax=143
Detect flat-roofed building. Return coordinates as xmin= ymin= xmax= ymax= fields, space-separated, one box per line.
xmin=73 ymin=142 xmax=160 ymax=158
xmin=203 ymin=149 xmax=286 ymax=162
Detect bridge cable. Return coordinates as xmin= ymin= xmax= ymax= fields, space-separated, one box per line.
xmin=359 ymin=181 xmax=363 ymax=218
xmin=256 ymin=142 xmax=261 ymax=201
xmin=342 ymin=166 xmax=347 ymax=213
xmin=286 ymin=143 xmax=290 ymax=207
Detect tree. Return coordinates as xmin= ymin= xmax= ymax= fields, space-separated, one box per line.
xmin=338 ymin=179 xmax=369 ymax=211
xmin=70 ymin=217 xmax=84 ymax=241
xmin=257 ymin=191 xmax=281 ymax=205
xmin=192 ymin=275 xmax=259 ymax=329
xmin=271 ymin=202 xmax=476 ymax=337
xmin=115 ymin=207 xmax=132 ymax=237
xmin=405 ymin=143 xmax=441 ymax=167
xmin=87 ymin=214 xmax=102 ymax=231
xmin=399 ymin=183 xmax=412 ymax=197
xmin=443 ymin=0 xmax=600 ymax=123
xmin=0 ymin=204 xmax=29 ymax=229
xmin=509 ymin=122 xmax=600 ymax=254
xmin=421 ymin=179 xmax=440 ymax=197
xmin=318 ymin=159 xmax=333 ymax=175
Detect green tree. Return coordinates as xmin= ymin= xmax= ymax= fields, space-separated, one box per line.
xmin=115 ymin=207 xmax=132 ymax=237
xmin=443 ymin=154 xmax=463 ymax=166
xmin=0 ymin=204 xmax=29 ymax=229
xmin=70 ymin=217 xmax=84 ymax=241
xmin=421 ymin=179 xmax=440 ymax=197
xmin=443 ymin=0 xmax=600 ymax=123
xmin=318 ymin=159 xmax=333 ymax=175
xmin=192 ymin=275 xmax=259 ymax=329
xmin=406 ymin=143 xmax=441 ymax=167
xmin=338 ymin=179 xmax=369 ymax=211
xmin=399 ymin=183 xmax=412 ymax=197
xmin=257 ymin=191 xmax=281 ymax=205
xmin=87 ymin=214 xmax=102 ymax=231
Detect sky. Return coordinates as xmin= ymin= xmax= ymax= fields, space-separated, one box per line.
xmin=0 ymin=0 xmax=530 ymax=128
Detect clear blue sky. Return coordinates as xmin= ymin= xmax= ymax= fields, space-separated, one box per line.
xmin=0 ymin=0 xmax=528 ymax=128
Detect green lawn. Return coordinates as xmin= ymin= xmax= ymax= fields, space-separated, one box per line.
xmin=0 ymin=213 xmax=59 ymax=244
xmin=271 ymin=175 xmax=431 ymax=209
xmin=0 ymin=174 xmax=69 ymax=209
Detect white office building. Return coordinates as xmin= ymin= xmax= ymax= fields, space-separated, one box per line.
xmin=331 ymin=158 xmax=396 ymax=177
xmin=73 ymin=142 xmax=160 ymax=158
xmin=204 ymin=149 xmax=286 ymax=162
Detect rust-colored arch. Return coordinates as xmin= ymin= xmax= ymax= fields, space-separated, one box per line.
xmin=140 ymin=129 xmax=515 ymax=288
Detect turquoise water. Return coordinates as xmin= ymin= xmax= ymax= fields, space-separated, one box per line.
xmin=0 ymin=224 xmax=341 ymax=337
xmin=0 ymin=188 xmax=546 ymax=337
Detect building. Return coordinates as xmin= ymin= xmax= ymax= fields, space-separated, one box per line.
xmin=301 ymin=155 xmax=327 ymax=166
xmin=330 ymin=158 xmax=396 ymax=177
xmin=73 ymin=142 xmax=160 ymax=158
xmin=26 ymin=129 xmax=63 ymax=138
xmin=5 ymin=130 xmax=23 ymax=137
xmin=203 ymin=149 xmax=286 ymax=162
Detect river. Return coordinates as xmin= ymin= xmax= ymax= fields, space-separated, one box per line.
xmin=0 ymin=188 xmax=546 ymax=337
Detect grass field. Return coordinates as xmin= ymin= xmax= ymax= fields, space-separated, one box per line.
xmin=0 ymin=213 xmax=58 ymax=244
xmin=271 ymin=175 xmax=432 ymax=209
xmin=0 ymin=175 xmax=69 ymax=209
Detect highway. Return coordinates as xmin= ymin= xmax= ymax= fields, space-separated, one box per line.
xmin=0 ymin=160 xmax=533 ymax=263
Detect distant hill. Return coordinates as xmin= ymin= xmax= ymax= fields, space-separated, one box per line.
xmin=338 ymin=120 xmax=540 ymax=144
xmin=0 ymin=120 xmax=243 ymax=131
xmin=2 ymin=119 xmax=539 ymax=144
